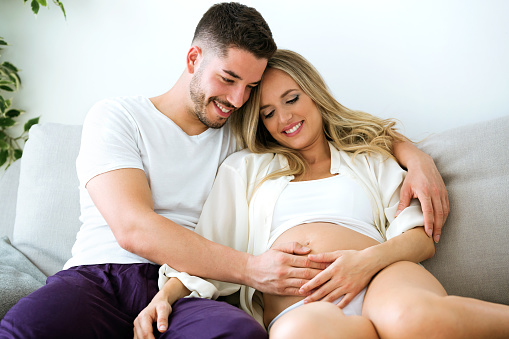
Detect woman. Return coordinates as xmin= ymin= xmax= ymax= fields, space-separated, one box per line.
xmin=135 ymin=50 xmax=509 ymax=339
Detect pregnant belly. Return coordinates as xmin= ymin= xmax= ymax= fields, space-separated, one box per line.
xmin=262 ymin=222 xmax=380 ymax=327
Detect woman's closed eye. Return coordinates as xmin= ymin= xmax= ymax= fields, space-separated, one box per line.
xmin=286 ymin=95 xmax=299 ymax=104
xmin=263 ymin=110 xmax=275 ymax=119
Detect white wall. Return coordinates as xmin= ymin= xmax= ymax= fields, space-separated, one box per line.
xmin=1 ymin=0 xmax=508 ymax=142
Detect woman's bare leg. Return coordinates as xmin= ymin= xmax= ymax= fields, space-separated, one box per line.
xmin=362 ymin=261 xmax=509 ymax=339
xmin=269 ymin=301 xmax=379 ymax=339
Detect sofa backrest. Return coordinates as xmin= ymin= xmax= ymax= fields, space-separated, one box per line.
xmin=10 ymin=123 xmax=82 ymax=277
xmin=419 ymin=115 xmax=509 ymax=305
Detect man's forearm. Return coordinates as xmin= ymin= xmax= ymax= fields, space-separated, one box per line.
xmin=120 ymin=212 xmax=251 ymax=285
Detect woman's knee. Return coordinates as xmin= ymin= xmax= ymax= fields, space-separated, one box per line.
xmin=370 ymin=294 xmax=457 ymax=339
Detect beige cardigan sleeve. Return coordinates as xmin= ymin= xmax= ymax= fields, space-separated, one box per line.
xmin=159 ymin=153 xmax=252 ymax=298
xmin=367 ymin=153 xmax=425 ymax=240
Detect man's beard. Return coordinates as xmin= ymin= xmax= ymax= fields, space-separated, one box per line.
xmin=189 ymin=70 xmax=228 ymax=129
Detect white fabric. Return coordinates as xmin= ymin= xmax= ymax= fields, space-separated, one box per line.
xmin=272 ymin=175 xmax=374 ymax=232
xmin=267 ymin=287 xmax=367 ymax=332
xmin=162 ymin=142 xmax=424 ymax=326
xmin=158 ymin=264 xmax=220 ymax=299
xmin=64 ymin=96 xmax=237 ymax=269
xmin=270 ymin=173 xmax=379 ymax=246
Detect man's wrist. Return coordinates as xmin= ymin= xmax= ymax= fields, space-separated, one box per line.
xmin=242 ymin=253 xmax=257 ymax=288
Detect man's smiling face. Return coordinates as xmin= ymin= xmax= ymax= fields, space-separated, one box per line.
xmin=189 ymin=47 xmax=268 ymax=129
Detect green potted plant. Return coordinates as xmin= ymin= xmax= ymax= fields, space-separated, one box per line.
xmin=0 ymin=0 xmax=65 ymax=169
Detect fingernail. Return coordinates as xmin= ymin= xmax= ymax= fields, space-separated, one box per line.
xmin=159 ymin=325 xmax=167 ymax=331
xmin=426 ymin=229 xmax=433 ymax=237
xmin=302 ymin=247 xmax=310 ymax=251
xmin=434 ymin=235 xmax=440 ymax=243
xmin=303 ymin=298 xmax=309 ymax=304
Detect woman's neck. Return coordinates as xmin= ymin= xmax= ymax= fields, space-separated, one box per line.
xmin=293 ymin=139 xmax=333 ymax=181
xmin=298 ymin=138 xmax=330 ymax=165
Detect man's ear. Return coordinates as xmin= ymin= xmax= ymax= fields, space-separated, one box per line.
xmin=186 ymin=46 xmax=202 ymax=74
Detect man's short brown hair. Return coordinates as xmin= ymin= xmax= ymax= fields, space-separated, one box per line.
xmin=193 ymin=2 xmax=277 ymax=59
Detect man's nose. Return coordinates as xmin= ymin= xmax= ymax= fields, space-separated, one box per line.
xmin=227 ymin=86 xmax=246 ymax=109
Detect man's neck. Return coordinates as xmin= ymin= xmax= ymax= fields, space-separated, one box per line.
xmin=150 ymin=73 xmax=208 ymax=136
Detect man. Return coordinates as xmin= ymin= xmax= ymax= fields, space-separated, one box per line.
xmin=0 ymin=2 xmax=448 ymax=338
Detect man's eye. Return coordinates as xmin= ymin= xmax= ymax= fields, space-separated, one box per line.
xmin=221 ymin=76 xmax=234 ymax=83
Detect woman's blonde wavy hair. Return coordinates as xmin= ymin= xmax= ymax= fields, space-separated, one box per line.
xmin=230 ymin=49 xmax=406 ymax=180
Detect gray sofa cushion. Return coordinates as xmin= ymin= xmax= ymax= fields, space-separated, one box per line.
xmin=0 ymin=236 xmax=46 ymax=319
xmin=12 ymin=123 xmax=82 ymax=277
xmin=420 ymin=115 xmax=509 ymax=305
xmin=0 ymin=160 xmax=20 ymax=240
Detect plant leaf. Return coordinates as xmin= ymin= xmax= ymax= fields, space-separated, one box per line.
xmin=31 ymin=0 xmax=40 ymax=15
xmin=0 ymin=149 xmax=8 ymax=167
xmin=0 ymin=85 xmax=14 ymax=92
xmin=14 ymin=149 xmax=23 ymax=160
xmin=8 ymin=73 xmax=21 ymax=89
xmin=0 ymin=97 xmax=6 ymax=113
xmin=0 ymin=139 xmax=8 ymax=150
xmin=24 ymin=116 xmax=39 ymax=132
xmin=0 ymin=117 xmax=16 ymax=128
xmin=53 ymin=0 xmax=67 ymax=19
xmin=2 ymin=62 xmax=19 ymax=73
xmin=36 ymin=0 xmax=48 ymax=7
xmin=6 ymin=109 xmax=23 ymax=118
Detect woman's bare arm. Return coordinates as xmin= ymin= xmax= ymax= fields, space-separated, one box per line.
xmin=300 ymin=227 xmax=434 ymax=307
xmin=133 ymin=278 xmax=190 ymax=339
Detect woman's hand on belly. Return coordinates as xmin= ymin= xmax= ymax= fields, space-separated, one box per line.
xmin=298 ymin=248 xmax=382 ymax=308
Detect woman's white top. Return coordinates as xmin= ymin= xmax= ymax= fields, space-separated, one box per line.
xmin=159 ymin=142 xmax=424 ymax=327
xmin=270 ymin=174 xmax=384 ymax=246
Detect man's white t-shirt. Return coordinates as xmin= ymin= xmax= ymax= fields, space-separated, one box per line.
xmin=63 ymin=96 xmax=237 ymax=269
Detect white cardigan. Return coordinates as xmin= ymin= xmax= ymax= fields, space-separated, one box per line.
xmin=160 ymin=143 xmax=424 ymax=326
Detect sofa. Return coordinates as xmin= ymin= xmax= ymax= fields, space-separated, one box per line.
xmin=1 ymin=116 xmax=508 ymax=320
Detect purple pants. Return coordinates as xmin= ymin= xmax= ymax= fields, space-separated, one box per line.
xmin=0 ymin=264 xmax=267 ymax=339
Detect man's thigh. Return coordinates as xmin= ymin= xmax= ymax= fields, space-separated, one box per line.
xmin=0 ymin=263 xmax=159 ymax=339
xmin=160 ymin=298 xmax=267 ymax=339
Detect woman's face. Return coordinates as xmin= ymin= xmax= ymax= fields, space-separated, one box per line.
xmin=259 ymin=68 xmax=325 ymax=152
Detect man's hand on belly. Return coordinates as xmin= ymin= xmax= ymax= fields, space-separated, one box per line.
xmin=245 ymin=242 xmax=327 ymax=296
